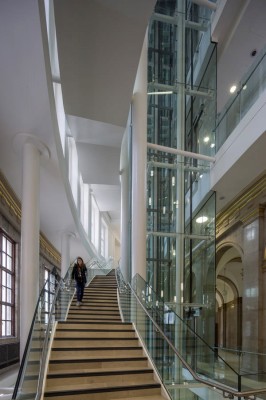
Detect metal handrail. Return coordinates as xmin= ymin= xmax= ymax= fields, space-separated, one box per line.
xmin=13 ymin=262 xmax=113 ymax=399
xmin=122 ymin=278 xmax=266 ymax=399
xmin=116 ymin=271 xmax=266 ymax=400
xmin=12 ymin=267 xmax=60 ymax=399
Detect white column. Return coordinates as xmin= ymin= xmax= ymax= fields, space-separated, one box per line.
xmin=14 ymin=134 xmax=50 ymax=361
xmin=20 ymin=142 xmax=41 ymax=360
xmin=131 ymin=32 xmax=148 ymax=280
xmin=120 ymin=129 xmax=130 ymax=282
xmin=61 ymin=232 xmax=75 ymax=277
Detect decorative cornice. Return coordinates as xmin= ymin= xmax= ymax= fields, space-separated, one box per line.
xmin=0 ymin=171 xmax=21 ymax=220
xmin=40 ymin=234 xmax=61 ymax=265
xmin=217 ymin=175 xmax=266 ymax=234
xmin=0 ymin=170 xmax=61 ymax=265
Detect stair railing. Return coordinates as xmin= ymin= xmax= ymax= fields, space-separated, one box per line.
xmin=116 ymin=267 xmax=266 ymax=400
xmin=12 ymin=265 xmax=75 ymax=400
xmin=12 ymin=261 xmax=113 ymax=400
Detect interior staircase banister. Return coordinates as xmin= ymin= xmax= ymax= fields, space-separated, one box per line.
xmin=128 ymin=282 xmax=264 ymax=400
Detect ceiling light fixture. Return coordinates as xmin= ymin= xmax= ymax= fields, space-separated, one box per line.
xmin=203 ymin=136 xmax=210 ymax=143
xmin=147 ymin=91 xmax=173 ymax=95
xmin=230 ymin=85 xmax=237 ymax=94
xmin=196 ymin=216 xmax=208 ymax=223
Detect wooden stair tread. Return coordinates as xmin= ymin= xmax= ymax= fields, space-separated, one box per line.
xmin=47 ymin=368 xmax=153 ymax=378
xmin=47 ymin=367 xmax=151 ymax=376
xmin=111 ymin=396 xmax=165 ymax=400
xmin=45 ymin=381 xmax=160 ymax=394
xmin=44 ymin=271 xmax=167 ymax=400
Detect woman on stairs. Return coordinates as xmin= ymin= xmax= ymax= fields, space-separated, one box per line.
xmin=71 ymin=256 xmax=87 ymax=306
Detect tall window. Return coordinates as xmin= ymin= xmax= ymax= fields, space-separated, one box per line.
xmin=100 ymin=220 xmax=108 ymax=259
xmin=91 ymin=196 xmax=99 ymax=249
xmin=44 ymin=268 xmax=57 ymax=324
xmin=0 ymin=230 xmax=15 ymax=337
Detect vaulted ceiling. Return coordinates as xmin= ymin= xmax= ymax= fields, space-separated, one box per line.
xmin=0 ymin=0 xmax=266 ymax=262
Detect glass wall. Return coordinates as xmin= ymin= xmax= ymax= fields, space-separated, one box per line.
xmin=216 ymin=46 xmax=266 ymax=150
xmin=146 ymin=0 xmax=216 ymax=345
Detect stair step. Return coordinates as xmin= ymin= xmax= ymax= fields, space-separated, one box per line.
xmin=66 ymin=317 xmax=122 ymax=322
xmin=67 ymin=310 xmax=120 ymax=315
xmin=52 ymin=339 xmax=139 ymax=348
xmin=44 ymin=271 xmax=167 ymax=400
xmin=55 ymin=330 xmax=135 ymax=338
xmin=50 ymin=347 xmax=144 ymax=359
xmin=44 ymin=382 xmax=161 ymax=399
xmin=46 ymin=369 xmax=155 ymax=388
xmin=48 ymin=357 xmax=149 ymax=372
xmin=57 ymin=321 xmax=133 ymax=330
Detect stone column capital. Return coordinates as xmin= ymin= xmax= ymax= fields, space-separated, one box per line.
xmin=13 ymin=133 xmax=50 ymax=159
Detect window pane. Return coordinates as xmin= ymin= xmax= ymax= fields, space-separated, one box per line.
xmin=7 ymin=274 xmax=11 ymax=288
xmin=6 ymin=306 xmax=11 ymax=320
xmin=7 ymin=289 xmax=12 ymax=303
xmin=2 ymin=321 xmax=6 ymax=336
xmin=6 ymin=256 xmax=12 ymax=271
xmin=2 ymin=305 xmax=6 ymax=319
xmin=2 ymin=271 xmax=6 ymax=286
xmin=2 ymin=236 xmax=6 ymax=251
xmin=6 ymin=321 xmax=11 ymax=336
xmin=2 ymin=253 xmax=6 ymax=268
xmin=6 ymin=241 xmax=12 ymax=256
xmin=2 ymin=286 xmax=6 ymax=302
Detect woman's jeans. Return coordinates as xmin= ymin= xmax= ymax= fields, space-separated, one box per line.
xmin=76 ymin=281 xmax=85 ymax=302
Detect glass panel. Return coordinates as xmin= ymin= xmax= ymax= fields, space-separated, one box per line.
xmin=117 ymin=267 xmax=266 ymax=397
xmin=7 ymin=273 xmax=11 ymax=288
xmin=13 ymin=263 xmax=113 ymax=399
xmin=6 ymin=255 xmax=12 ymax=270
xmin=216 ymin=50 xmax=266 ymax=151
xmin=2 ymin=236 xmax=6 ymax=251
xmin=2 ymin=270 xmax=6 ymax=286
xmin=6 ymin=240 xmax=12 ymax=256
xmin=2 ymin=253 xmax=6 ymax=268
xmin=7 ymin=288 xmax=11 ymax=303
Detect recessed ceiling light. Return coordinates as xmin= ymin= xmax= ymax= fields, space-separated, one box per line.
xmin=196 ymin=216 xmax=208 ymax=223
xmin=230 ymin=85 xmax=237 ymax=94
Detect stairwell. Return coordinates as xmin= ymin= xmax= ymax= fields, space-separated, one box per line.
xmin=43 ymin=270 xmax=169 ymax=400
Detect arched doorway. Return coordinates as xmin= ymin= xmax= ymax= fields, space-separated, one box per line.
xmin=216 ymin=244 xmax=243 ymax=350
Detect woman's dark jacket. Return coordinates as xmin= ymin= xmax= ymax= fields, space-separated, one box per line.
xmin=71 ymin=264 xmax=87 ymax=284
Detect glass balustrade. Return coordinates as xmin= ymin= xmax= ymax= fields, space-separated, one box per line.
xmin=116 ymin=267 xmax=266 ymax=399
xmin=216 ymin=47 xmax=266 ymax=151
xmin=12 ymin=264 xmax=112 ymax=400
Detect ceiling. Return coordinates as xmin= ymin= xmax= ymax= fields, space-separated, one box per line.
xmin=0 ymin=0 xmax=266 ymax=263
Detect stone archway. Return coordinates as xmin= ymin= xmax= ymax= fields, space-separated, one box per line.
xmin=216 ymin=243 xmax=243 ymax=349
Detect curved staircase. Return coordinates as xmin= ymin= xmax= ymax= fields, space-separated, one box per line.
xmin=43 ymin=270 xmax=169 ymax=400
